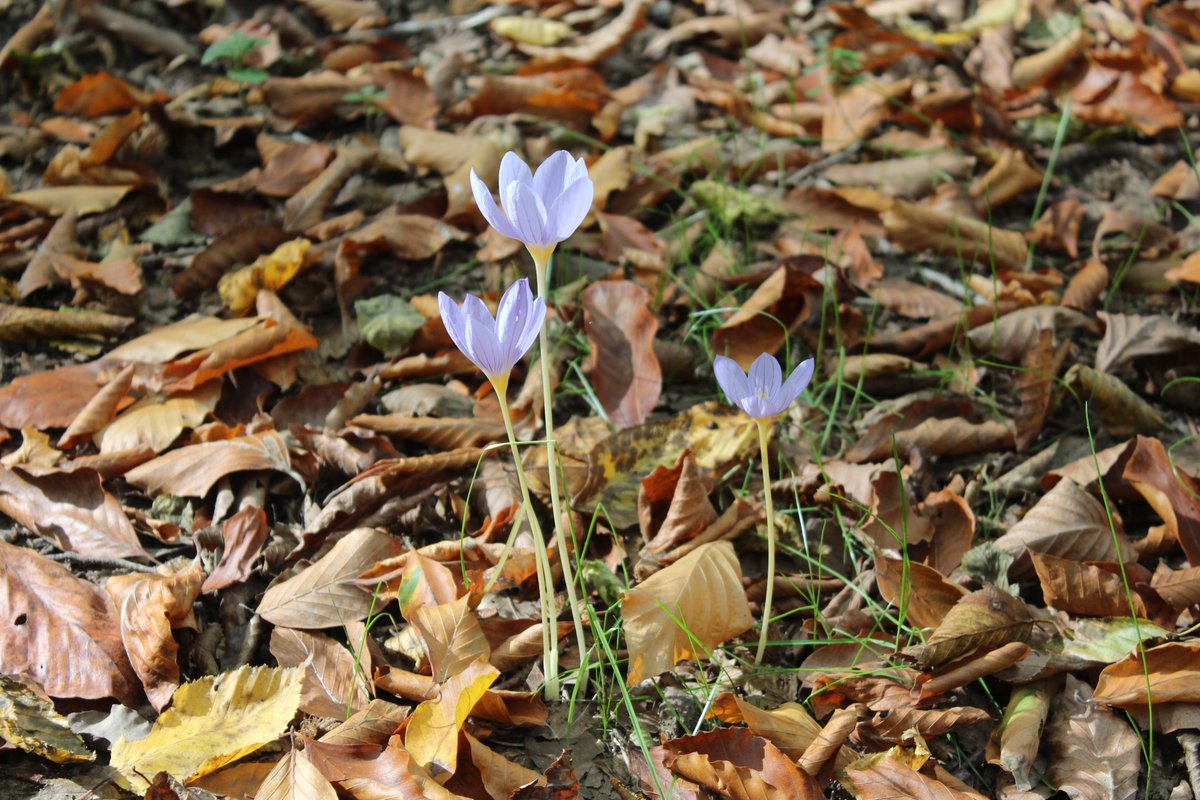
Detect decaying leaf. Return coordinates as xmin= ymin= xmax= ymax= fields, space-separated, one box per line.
xmin=1045 ymin=675 xmax=1139 ymax=800
xmin=986 ymin=677 xmax=1057 ymax=791
xmin=904 ymin=586 xmax=1034 ymax=668
xmin=623 ymin=541 xmax=753 ymax=685
xmin=403 ymin=657 xmax=498 ymax=777
xmin=0 ymin=675 xmax=94 ymax=764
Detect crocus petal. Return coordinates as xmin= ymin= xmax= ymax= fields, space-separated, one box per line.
xmin=496 ymin=278 xmax=536 ymax=366
xmin=533 ymin=150 xmax=574 ymax=202
xmin=713 ymin=355 xmax=751 ymax=409
xmin=548 ymin=176 xmax=593 ymax=241
xmin=743 ymin=396 xmax=774 ymax=419
xmin=513 ymin=296 xmax=546 ymax=361
xmin=438 ymin=292 xmax=471 ymax=358
xmin=507 ymin=182 xmax=551 ymax=247
xmin=777 ymin=358 xmax=816 ymax=409
xmin=747 ymin=353 xmax=783 ymax=400
xmin=499 ymin=152 xmax=533 ymax=198
xmin=464 ymin=311 xmax=504 ymax=377
xmin=470 ymin=169 xmax=521 ymax=240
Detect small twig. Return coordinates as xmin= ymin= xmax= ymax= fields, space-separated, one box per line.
xmin=45 ymin=552 xmax=156 ymax=573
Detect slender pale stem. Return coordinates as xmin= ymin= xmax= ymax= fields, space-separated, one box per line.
xmin=755 ymin=419 xmax=776 ymax=666
xmin=532 ymin=252 xmax=588 ymax=693
xmin=494 ymin=383 xmax=557 ymax=697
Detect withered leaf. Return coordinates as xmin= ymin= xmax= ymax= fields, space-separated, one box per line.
xmin=904 ymin=586 xmax=1034 ymax=668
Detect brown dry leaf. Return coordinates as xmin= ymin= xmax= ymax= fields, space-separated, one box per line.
xmin=824 ymin=152 xmax=975 ymax=200
xmin=847 ymin=407 xmax=1013 ymax=463
xmin=269 ymin=628 xmax=368 ymax=718
xmin=1123 ymin=436 xmax=1200 ymax=567
xmin=95 ymin=380 xmax=221 ymax=455
xmin=966 ymin=305 xmax=1096 ymax=364
xmin=295 ymin=0 xmax=385 ymax=31
xmin=0 ymin=540 xmax=140 ymax=704
xmin=201 ymin=506 xmax=270 ymax=593
xmin=462 ymin=732 xmax=546 ymax=800
xmin=404 ymin=657 xmax=498 ymax=777
xmin=361 ymin=550 xmax=459 ymax=620
xmin=639 ymin=449 xmax=717 ymax=555
xmin=518 ymin=0 xmax=649 ymax=66
xmin=822 ymin=80 xmax=908 ymax=153
xmin=253 ymin=747 xmax=338 ymax=800
xmin=283 ymin=142 xmax=375 ymax=231
xmin=582 ymin=280 xmax=661 ymax=428
xmin=10 ymin=185 xmax=133 ymax=217
xmin=0 ymin=361 xmax=120 ymax=431
xmin=124 ymin=430 xmax=297 ymax=498
xmin=710 ymin=262 xmax=821 ymax=367
xmin=1013 ymin=328 xmax=1062 ymax=451
xmin=112 ymin=565 xmax=204 ymax=711
xmin=1012 ymin=26 xmax=1089 ymax=89
xmin=991 ymin=478 xmax=1136 ymax=574
xmin=846 ymin=755 xmax=979 ymax=800
xmin=0 ymin=465 xmax=146 ymax=558
xmin=971 ymin=148 xmax=1043 ymax=209
xmin=259 ymin=528 xmax=406 ymax=629
xmin=1030 ymin=197 xmax=1084 ymax=258
xmin=707 ymin=693 xmax=859 ymax=770
xmin=644 ymin=11 xmax=785 ymax=60
xmin=1149 ymin=565 xmax=1200 ymax=611
xmin=856 ymin=706 xmax=993 ymax=749
xmin=1061 ymin=260 xmax=1108 ymax=310
xmin=904 ymin=586 xmax=1034 ymax=668
xmin=349 ymin=415 xmax=505 ymax=450
xmin=1045 ymin=674 xmax=1139 ymax=800
xmin=1030 ymin=553 xmax=1150 ymax=619
xmin=0 ymin=304 xmax=134 ymax=341
xmin=797 ymin=706 xmax=858 ymax=780
xmin=663 ymin=728 xmax=822 ymax=800
xmin=869 ymin=278 xmax=962 ymax=319
xmin=986 ymin=677 xmax=1057 ymax=792
xmin=413 ymin=595 xmax=491 ymax=683
xmin=1 ymin=428 xmax=63 ymax=471
xmin=874 ymin=551 xmax=967 ymax=629
xmin=882 ymin=200 xmax=1028 ymax=271
xmin=1063 ymin=364 xmax=1165 ymax=438
xmin=623 ymin=541 xmax=754 ymax=685
xmin=1095 ymin=642 xmax=1200 ymax=707
xmin=1095 ymin=312 xmax=1200 ymax=380
xmin=53 ymin=70 xmax=159 ymax=117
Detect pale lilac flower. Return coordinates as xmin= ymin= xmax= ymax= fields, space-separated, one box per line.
xmin=439 ymin=278 xmax=546 ymax=383
xmin=470 ymin=151 xmax=593 ymax=251
xmin=714 ymin=353 xmax=815 ymax=420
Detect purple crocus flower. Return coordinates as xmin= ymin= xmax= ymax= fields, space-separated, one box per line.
xmin=714 ymin=353 xmax=815 ymax=419
xmin=470 ymin=151 xmax=593 ymax=254
xmin=438 ymin=278 xmax=546 ymax=384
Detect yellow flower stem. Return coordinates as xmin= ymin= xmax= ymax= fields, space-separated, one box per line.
xmin=493 ymin=380 xmax=558 ymax=697
xmin=755 ymin=418 xmax=776 ymax=666
xmin=531 ymin=250 xmax=588 ymax=695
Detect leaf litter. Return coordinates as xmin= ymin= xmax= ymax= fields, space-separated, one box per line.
xmin=3 ymin=0 xmax=1200 ymax=798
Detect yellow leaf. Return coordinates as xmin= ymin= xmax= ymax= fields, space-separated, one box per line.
xmin=0 ymin=675 xmax=93 ymax=764
xmin=489 ymin=16 xmax=574 ymax=46
xmin=404 ymin=658 xmax=498 ymax=777
xmin=110 ymin=665 xmax=303 ymax=792
xmin=10 ymin=185 xmax=133 ymax=216
xmin=218 ymin=238 xmax=311 ymax=316
xmin=622 ymin=541 xmax=754 ymax=685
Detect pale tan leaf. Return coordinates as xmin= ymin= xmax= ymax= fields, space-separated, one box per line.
xmin=904 ymin=586 xmax=1034 ymax=668
xmin=412 ymin=595 xmax=491 ymax=683
xmin=10 ymin=184 xmax=132 ymax=216
xmin=258 ymin=528 xmax=405 ymax=629
xmin=95 ymin=380 xmax=221 ymax=454
xmin=874 ymin=550 xmax=967 ymax=629
xmin=269 ymin=628 xmax=368 ymax=719
xmin=1045 ymin=675 xmax=1139 ymax=800
xmin=987 ymin=677 xmax=1057 ymax=791
xmin=623 ymin=541 xmax=754 ymax=685
xmin=847 ymin=755 xmax=980 ymax=800
xmin=125 ymin=431 xmax=297 ymax=497
xmin=106 ymin=315 xmax=260 ymax=363
xmin=254 ymin=747 xmax=337 ymax=800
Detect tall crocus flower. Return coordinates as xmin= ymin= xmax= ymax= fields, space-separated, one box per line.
xmin=470 ymin=151 xmax=593 ymax=697
xmin=438 ymin=278 xmax=544 ymax=392
xmin=713 ymin=352 xmax=815 ymax=664
xmin=470 ymin=151 xmax=593 ymax=263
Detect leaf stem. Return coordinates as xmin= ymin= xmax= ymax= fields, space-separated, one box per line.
xmin=755 ymin=418 xmax=776 ymax=665
xmin=494 ymin=383 xmax=557 ymax=698
xmin=532 ymin=251 xmax=589 ymax=696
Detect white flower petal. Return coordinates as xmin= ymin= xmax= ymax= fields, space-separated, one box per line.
xmin=533 ymin=150 xmax=574 ymax=203
xmin=470 ymin=169 xmax=520 ymax=240
xmin=498 ymin=152 xmax=533 ymax=197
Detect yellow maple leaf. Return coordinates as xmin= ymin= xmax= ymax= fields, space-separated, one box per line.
xmin=110 ymin=665 xmax=303 ymax=792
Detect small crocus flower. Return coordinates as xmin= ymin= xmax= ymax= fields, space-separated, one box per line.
xmin=714 ymin=353 xmax=815 ymax=419
xmin=438 ymin=278 xmax=546 ymax=386
xmin=470 ymin=151 xmax=593 ymax=258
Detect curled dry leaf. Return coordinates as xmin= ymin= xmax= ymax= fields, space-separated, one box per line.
xmin=0 ymin=465 xmax=146 ymax=558
xmin=965 ymin=305 xmax=1096 ymax=364
xmin=917 ymin=641 xmax=1032 ymax=701
xmin=258 ymin=528 xmax=406 ymax=629
xmin=1064 ymin=364 xmax=1165 ymax=438
xmin=986 ymin=677 xmax=1058 ymax=792
xmin=111 ymin=565 xmax=204 ymax=711
xmin=882 ymin=200 xmax=1028 ymax=271
xmin=1095 ymin=312 xmax=1200 ymax=380
xmin=350 ymin=414 xmax=506 ymax=450
xmin=253 ymin=747 xmax=337 ymax=800
xmin=856 ymin=706 xmax=993 ymax=750
xmin=0 ymin=541 xmax=140 ymax=703
xmin=582 ymin=280 xmax=662 ymax=428
xmin=124 ymin=430 xmax=298 ymax=498
xmin=847 ymin=755 xmax=981 ymax=800
xmin=110 ymin=665 xmax=303 ymax=792
xmin=664 ymin=728 xmax=822 ymax=800
xmin=1013 ymin=328 xmax=1064 ymax=451
xmin=404 ymin=657 xmax=498 ymax=777
xmin=710 ymin=262 xmax=821 ymax=368
xmin=1031 ymin=552 xmax=1157 ymax=620
xmin=992 ymin=477 xmax=1137 ymax=576
xmin=869 ymin=278 xmax=962 ymax=319
xmin=873 ymin=550 xmax=967 ymax=630
xmin=1094 ymin=643 xmax=1200 ymax=708
xmin=639 ymin=449 xmax=717 ymax=555
xmin=201 ymin=505 xmax=270 ymax=593
xmin=95 ymin=380 xmax=221 ymax=455
xmin=623 ymin=541 xmax=753 ymax=685
xmin=517 ymin=0 xmax=649 ymax=66
xmin=412 ymin=595 xmax=491 ymax=683
xmin=0 ymin=304 xmax=134 ymax=341
xmin=1061 ymin=260 xmax=1108 ymax=310
xmin=1045 ymin=674 xmax=1139 ymax=800
xmin=904 ymin=586 xmax=1034 ymax=668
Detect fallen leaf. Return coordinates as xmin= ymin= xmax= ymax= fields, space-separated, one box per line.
xmin=110 ymin=665 xmax=303 ymax=792
xmin=0 ymin=304 xmax=134 ymax=341
xmin=218 ymin=238 xmax=311 ymax=316
xmin=846 ymin=755 xmax=979 ymax=800
xmin=882 ymin=200 xmax=1028 ymax=271
xmin=874 ymin=551 xmax=967 ymax=629
xmin=269 ymin=628 xmax=368 ymax=718
xmin=623 ymin=541 xmax=754 ymax=685
xmin=124 ymin=431 xmax=298 ymax=497
xmin=1031 ymin=553 xmax=1154 ymax=619
xmin=904 ymin=586 xmax=1034 ymax=668
xmin=1045 ymin=674 xmax=1139 ymax=800
xmin=664 ymin=728 xmax=822 ymax=800
xmin=1094 ymin=642 xmax=1200 ymax=707
xmin=9 ymin=185 xmax=133 ymax=216
xmin=95 ymin=380 xmax=221 ymax=455
xmin=413 ymin=595 xmax=491 ymax=683
xmin=582 ymin=280 xmax=661 ymax=428
xmin=710 ymin=261 xmax=821 ymax=367
xmin=404 ymin=657 xmax=498 ymax=777
xmin=0 ymin=541 xmax=140 ymax=704
xmin=986 ymin=677 xmax=1057 ymax=791
xmin=254 ymin=747 xmax=337 ymax=800
xmin=0 ymin=675 xmax=94 ymax=763
xmin=1122 ymin=436 xmax=1200 ymax=566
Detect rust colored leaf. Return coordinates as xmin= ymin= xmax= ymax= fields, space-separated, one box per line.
xmin=0 ymin=541 xmax=140 ymax=704
xmin=1123 ymin=436 xmax=1200 ymax=566
xmin=904 ymin=586 xmax=1034 ymax=668
xmin=847 ymin=755 xmax=979 ymax=800
xmin=639 ymin=449 xmax=717 ymax=555
xmin=124 ymin=431 xmax=297 ymax=498
xmin=1046 ymin=675 xmax=1139 ymax=800
xmin=0 ymin=465 xmax=146 ymax=558
xmin=112 ymin=565 xmax=204 ymax=711
xmin=1061 ymin=260 xmax=1108 ymax=311
xmin=1013 ymin=329 xmax=1064 ymax=451
xmin=874 ymin=551 xmax=967 ymax=630
xmin=269 ymin=628 xmax=368 ymax=719
xmin=706 ymin=693 xmax=858 ymax=770
xmin=1094 ymin=642 xmax=1200 ymax=707
xmin=201 ymin=506 xmax=270 ymax=593
xmin=1031 ymin=552 xmax=1153 ymax=619
xmin=54 ymin=71 xmax=157 ymax=118
xmin=710 ymin=261 xmax=821 ymax=368
xmin=663 ymin=728 xmax=822 ymax=800
xmin=582 ymin=280 xmax=662 ymax=428
xmin=856 ymin=706 xmax=993 ymax=750
xmin=1030 ymin=197 xmax=1084 ymax=258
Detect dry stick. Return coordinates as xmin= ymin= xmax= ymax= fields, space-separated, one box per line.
xmin=494 ymin=387 xmax=556 ymax=695
xmin=755 ymin=419 xmax=776 ymax=665
xmin=533 ymin=251 xmax=588 ymax=696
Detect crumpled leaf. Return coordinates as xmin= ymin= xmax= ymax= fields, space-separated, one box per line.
xmin=254 ymin=746 xmax=338 ymax=800
xmin=623 ymin=541 xmax=754 ymax=685
xmin=413 ymin=595 xmax=491 ymax=684
xmin=663 ymin=728 xmax=822 ymax=800
xmin=846 ymin=755 xmax=979 ymax=800
xmin=355 ymin=294 xmax=427 ymax=357
xmin=269 ymin=628 xmax=369 ymax=719
xmin=124 ymin=430 xmax=299 ymax=498
xmin=110 ymin=665 xmax=303 ymax=792
xmin=218 ymin=238 xmax=311 ymax=316
xmin=986 ymin=677 xmax=1057 ymax=791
